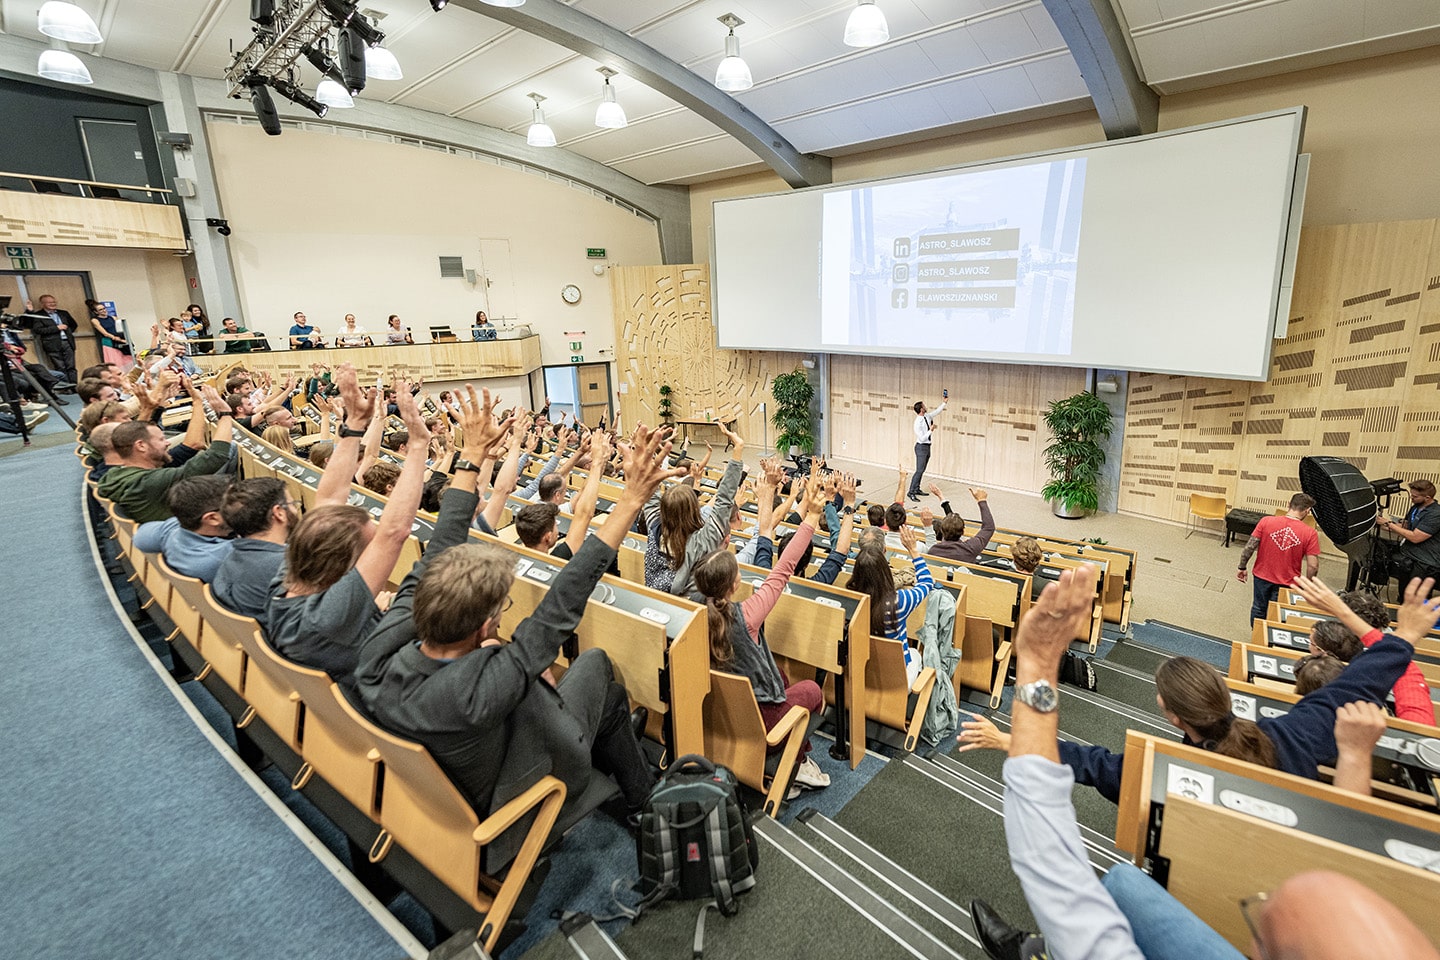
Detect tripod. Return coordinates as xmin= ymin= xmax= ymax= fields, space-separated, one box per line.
xmin=1348 ymin=491 xmax=1396 ymax=596
xmin=1 ymin=308 xmax=77 ymax=443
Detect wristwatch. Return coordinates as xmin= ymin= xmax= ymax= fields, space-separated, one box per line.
xmin=338 ymin=424 xmax=367 ymax=439
xmin=1015 ymin=679 xmax=1059 ymax=713
xmin=841 ymin=505 xmax=855 ymax=516
xmin=452 ymin=458 xmax=482 ymax=473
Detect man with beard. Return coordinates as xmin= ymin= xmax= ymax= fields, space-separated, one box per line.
xmin=98 ymin=383 xmax=234 ymax=522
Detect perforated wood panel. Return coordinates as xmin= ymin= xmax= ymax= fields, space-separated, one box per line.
xmin=1120 ymin=219 xmax=1440 ymax=523
xmin=610 ymin=264 xmax=804 ymax=446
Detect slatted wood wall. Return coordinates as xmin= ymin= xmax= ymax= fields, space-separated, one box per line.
xmin=1120 ymin=218 xmax=1440 ymax=523
xmin=610 ymin=264 xmax=804 ymax=445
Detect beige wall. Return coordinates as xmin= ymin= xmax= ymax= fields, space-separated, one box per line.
xmin=206 ymin=123 xmax=662 ymax=370
xmin=25 ymin=243 xmax=189 ymax=338
xmin=690 ymin=47 xmax=1440 ymax=260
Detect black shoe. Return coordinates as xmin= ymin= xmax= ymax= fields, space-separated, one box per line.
xmin=630 ymin=705 xmax=649 ymax=741
xmin=907 ymin=492 xmax=921 ymax=502
xmin=971 ymin=899 xmax=1049 ymax=960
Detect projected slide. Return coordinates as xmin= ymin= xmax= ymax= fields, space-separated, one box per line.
xmin=820 ymin=158 xmax=1087 ymax=355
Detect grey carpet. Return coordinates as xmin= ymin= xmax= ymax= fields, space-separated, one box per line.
xmin=1103 ymin=641 xmax=1170 ymax=674
xmin=1 ymin=445 xmax=411 ymax=960
xmin=1130 ymin=621 xmax=1231 ymax=668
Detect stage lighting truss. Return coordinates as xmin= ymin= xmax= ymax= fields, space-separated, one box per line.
xmin=224 ymin=0 xmax=383 ymax=101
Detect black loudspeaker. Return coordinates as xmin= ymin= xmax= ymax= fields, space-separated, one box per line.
xmin=338 ymin=26 xmax=367 ymax=94
xmin=1299 ymin=456 xmax=1377 ymax=550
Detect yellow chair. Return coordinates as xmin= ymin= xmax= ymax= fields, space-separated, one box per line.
xmin=191 ymin=584 xmax=249 ymax=695
xmin=701 ymin=670 xmax=811 ymax=818
xmin=864 ymin=637 xmax=937 ymax=753
xmin=335 ymin=686 xmax=566 ymax=953
xmin=1185 ymin=493 xmax=1228 ymax=539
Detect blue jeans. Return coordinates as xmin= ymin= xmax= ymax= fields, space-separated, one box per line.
xmin=1250 ymin=576 xmax=1281 ymax=623
xmin=1102 ymin=863 xmax=1244 ymax=960
xmin=909 ymin=442 xmax=930 ymax=496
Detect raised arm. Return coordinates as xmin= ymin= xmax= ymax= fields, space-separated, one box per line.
xmin=1291 ymin=575 xmax=1379 ymax=641
xmin=893 ymin=465 xmax=907 ymax=507
xmin=354 ymin=399 xmax=387 ymax=482
xmin=316 ymin=365 xmax=371 ymax=508
xmin=742 ymin=478 xmax=827 ymax=634
xmin=1331 ymin=701 xmax=1386 ymax=797
xmin=596 ymin=425 xmax=688 ymax=550
xmin=481 ymin=420 xmax=528 ymax=530
xmin=353 ymin=385 xmax=432 ymax=595
xmin=564 ymin=431 xmax=611 ymax=556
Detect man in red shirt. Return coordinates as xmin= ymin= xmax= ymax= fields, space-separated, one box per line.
xmin=1237 ymin=492 xmax=1321 ymax=623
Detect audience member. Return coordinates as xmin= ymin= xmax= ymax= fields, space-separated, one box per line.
xmin=288 ymin=312 xmax=325 ymax=349
xmin=384 ymin=315 xmax=412 ymax=345
xmin=692 ymin=474 xmax=832 ymax=795
xmin=356 ymin=402 xmax=682 ymax=854
xmin=1311 ymin=580 xmax=1435 ymax=725
xmin=1383 ymin=479 xmax=1440 ymax=590
xmin=133 ymin=475 xmax=234 ymax=581
xmin=97 ymin=381 xmax=234 ymax=522
xmin=362 ymin=461 xmax=400 ymax=496
xmin=218 ymin=317 xmax=257 ymax=354
xmin=1293 ymin=654 xmax=1344 ymax=696
xmin=86 ymin=422 xmax=122 ymax=480
xmin=644 ymin=421 xmax=744 ymax=595
xmin=262 ymin=424 xmax=296 ymax=454
xmin=335 ymin=314 xmax=369 ymax=347
xmin=212 ymin=478 xmax=298 ymax=620
xmin=848 ymin=524 xmax=932 ymax=682
xmin=1010 ymin=537 xmax=1057 ymax=601
xmin=927 ymin=484 xmax=996 ymax=564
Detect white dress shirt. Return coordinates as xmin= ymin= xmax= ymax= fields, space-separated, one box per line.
xmin=914 ymin=402 xmax=945 ymax=444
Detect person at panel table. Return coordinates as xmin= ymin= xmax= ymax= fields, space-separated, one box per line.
xmin=384 ymin=314 xmax=413 ymax=345
xmin=472 ymin=310 xmax=497 ymax=342
xmin=335 ymin=313 xmax=370 ymax=347
xmin=288 ymin=312 xmax=325 ymax=350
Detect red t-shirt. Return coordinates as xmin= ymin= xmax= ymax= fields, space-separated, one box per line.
xmin=1251 ymin=515 xmax=1321 ymax=585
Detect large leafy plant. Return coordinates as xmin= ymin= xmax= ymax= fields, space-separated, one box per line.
xmin=771 ymin=368 xmax=815 ymax=454
xmin=1039 ymin=391 xmax=1114 ymax=514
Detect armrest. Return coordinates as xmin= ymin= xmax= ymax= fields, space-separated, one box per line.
xmin=993 ymin=640 xmax=1012 ymax=663
xmin=904 ymin=666 xmax=938 ymax=752
xmin=473 ymin=774 xmax=567 ymax=845
xmin=764 ymin=704 xmax=809 ymax=747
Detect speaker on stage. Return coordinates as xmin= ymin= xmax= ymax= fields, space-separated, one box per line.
xmin=1298 ymin=456 xmax=1377 ymax=554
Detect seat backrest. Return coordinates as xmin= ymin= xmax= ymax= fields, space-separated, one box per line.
xmin=151 ymin=553 xmax=204 ymax=644
xmin=330 ymin=686 xmax=486 ymax=905
xmin=702 ymin=670 xmax=769 ymax=789
xmin=1189 ymin=493 xmax=1226 ymax=514
xmin=190 ymin=583 xmax=249 ymax=694
xmin=864 ymin=635 xmax=913 ymax=729
xmin=221 ymin=601 xmax=305 ymax=753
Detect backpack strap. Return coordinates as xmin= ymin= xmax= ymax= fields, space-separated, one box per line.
xmin=692 ymin=901 xmax=718 ymax=960
xmin=703 ymin=801 xmax=737 ymax=916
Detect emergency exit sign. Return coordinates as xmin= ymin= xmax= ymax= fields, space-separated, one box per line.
xmin=5 ymin=246 xmax=34 ymax=258
xmin=585 ymin=247 xmax=606 ymax=259
xmin=6 ymin=245 xmax=34 ymax=269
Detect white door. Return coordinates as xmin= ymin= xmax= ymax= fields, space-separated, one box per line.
xmin=477 ymin=238 xmax=517 ymax=322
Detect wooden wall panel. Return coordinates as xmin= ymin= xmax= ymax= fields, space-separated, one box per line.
xmin=610 ymin=264 xmax=802 ymax=447
xmin=830 ymin=354 xmax=1085 ymax=492
xmin=1122 ymin=218 xmax=1440 ymax=524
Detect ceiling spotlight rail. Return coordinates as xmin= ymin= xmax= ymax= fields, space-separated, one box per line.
xmin=225 ymin=1 xmax=334 ymax=97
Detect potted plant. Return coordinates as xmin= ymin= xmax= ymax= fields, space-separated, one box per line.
xmin=770 ymin=368 xmax=815 ymax=456
xmin=657 ymin=383 xmax=674 ymax=426
xmin=1040 ymin=391 xmax=1114 ymax=518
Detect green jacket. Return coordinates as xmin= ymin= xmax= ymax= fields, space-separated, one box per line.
xmin=97 ymin=441 xmax=233 ymax=523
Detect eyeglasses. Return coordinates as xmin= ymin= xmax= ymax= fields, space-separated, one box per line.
xmin=1239 ymin=892 xmax=1271 ymax=960
xmin=498 ymin=596 xmax=514 ymax=616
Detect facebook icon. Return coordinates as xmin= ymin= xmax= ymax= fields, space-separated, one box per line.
xmin=891 ymin=289 xmax=909 ymax=309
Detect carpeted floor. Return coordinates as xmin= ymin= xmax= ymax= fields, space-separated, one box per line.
xmin=0 ymin=446 xmax=416 ymax=960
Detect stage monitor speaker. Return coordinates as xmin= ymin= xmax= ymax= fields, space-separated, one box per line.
xmin=1299 ymin=456 xmax=1376 ymax=549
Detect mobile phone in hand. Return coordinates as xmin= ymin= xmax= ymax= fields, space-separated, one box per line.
xmin=942 ymin=389 xmax=948 ymax=399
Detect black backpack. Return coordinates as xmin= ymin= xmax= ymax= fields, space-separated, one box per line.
xmin=636 ymin=754 xmax=757 ymax=916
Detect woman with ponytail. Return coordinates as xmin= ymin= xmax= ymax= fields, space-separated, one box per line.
xmin=959 ymin=575 xmax=1440 ymax=802
xmin=691 ymin=476 xmax=832 ymax=794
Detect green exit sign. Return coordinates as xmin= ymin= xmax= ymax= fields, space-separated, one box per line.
xmin=585 ymin=247 xmax=606 ymax=259
xmin=5 ymin=245 xmax=34 ymax=258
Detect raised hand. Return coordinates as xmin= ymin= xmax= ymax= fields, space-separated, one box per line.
xmin=1394 ymin=578 xmax=1440 ymax=645
xmin=1291 ymin=575 xmax=1346 ymax=617
xmin=899 ymin=522 xmax=919 ymax=556
xmin=920 ymin=507 xmax=934 ymax=526
xmin=454 ymin=386 xmax=512 ymax=459
xmin=929 ymin=482 xmax=943 ymax=500
xmin=717 ymin=420 xmax=744 ymax=452
xmin=956 ymin=712 xmax=1011 ymax=753
xmin=336 ymin=364 xmax=374 ymax=423
xmin=395 ymin=381 xmax=431 ymax=449
xmin=970 ymin=487 xmax=988 ymax=502
xmin=199 ymin=383 xmax=227 ymax=413
xmin=1334 ymin=701 xmax=1387 ymax=755
xmin=840 ymin=473 xmax=858 ymax=507
xmin=618 ymin=424 xmax=688 ymax=503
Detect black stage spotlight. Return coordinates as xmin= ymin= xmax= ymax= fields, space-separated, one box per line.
xmin=337 ymin=25 xmax=367 ymax=94
xmin=246 ymin=75 xmax=282 ymax=136
xmin=206 ymin=218 xmax=232 ymax=237
xmin=301 ymin=43 xmax=345 ymax=85
xmin=270 ymin=76 xmax=328 ymax=118
xmin=250 ymin=0 xmax=275 ymax=27
xmin=430 ymin=0 xmax=448 ymax=10
xmin=321 ymin=0 xmax=383 ymax=45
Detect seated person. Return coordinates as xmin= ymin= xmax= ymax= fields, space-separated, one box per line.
xmin=1294 ymin=654 xmax=1344 ymax=695
xmin=512 ymin=433 xmax=621 ymax=570
xmin=968 ymin=566 xmax=1436 ymax=960
xmin=926 ymin=485 xmax=996 ymax=564
xmin=133 ymin=475 xmax=235 ymax=581
xmin=335 ymin=314 xmax=369 ymax=348
xmin=848 ymin=526 xmax=932 ymax=682
xmin=690 ymin=477 xmax=832 ymax=795
xmin=85 ymin=422 xmax=123 ymax=480
xmin=471 ymin=310 xmax=497 ymax=341
xmin=357 ymin=409 xmax=681 ymax=853
xmin=217 ymin=317 xmax=257 ymax=354
xmin=1312 ymin=583 xmax=1435 ymax=726
xmin=957 ymin=574 xmax=1440 ymax=802
xmin=212 ymin=478 xmax=297 ymax=621
xmin=1010 ymin=537 xmax=1057 ymax=601
xmin=882 ymin=501 xmax=935 ymax=553
xmin=288 ymin=312 xmax=325 ymax=350
xmin=361 ymin=461 xmax=400 ymax=497
xmin=383 ymin=315 xmax=412 ymax=345
xmin=98 ymin=382 xmax=234 ymax=523
xmin=263 ymin=373 xmax=430 ymax=689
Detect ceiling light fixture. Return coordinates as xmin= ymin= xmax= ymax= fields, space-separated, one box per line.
xmin=595 ymin=67 xmax=626 ymax=129
xmin=843 ymin=0 xmax=889 ymax=47
xmin=337 ymin=25 xmax=367 ymax=92
xmin=714 ymin=14 xmax=752 ymax=92
xmin=37 ymin=1 xmax=102 ymax=44
xmin=479 ymin=0 xmax=525 ymax=7
xmin=37 ymin=45 xmax=92 ymax=84
xmin=269 ymin=76 xmax=328 ymax=118
xmin=315 ymin=77 xmax=354 ymax=108
xmin=429 ymin=0 xmax=448 ymax=9
xmin=364 ymin=43 xmax=402 ymax=80
xmin=526 ymin=93 xmax=556 ymax=147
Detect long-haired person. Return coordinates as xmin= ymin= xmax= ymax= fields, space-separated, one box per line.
xmin=958 ymin=575 xmax=1440 ymax=801
xmin=183 ymin=303 xmax=211 ymax=354
xmin=643 ymin=420 xmax=745 ymax=596
xmin=846 ymin=522 xmax=933 ymax=682
xmin=691 ymin=478 xmax=831 ymax=793
xmin=86 ymin=299 xmax=131 ymax=369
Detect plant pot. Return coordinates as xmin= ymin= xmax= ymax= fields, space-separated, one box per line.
xmin=1050 ymin=498 xmax=1090 ymax=519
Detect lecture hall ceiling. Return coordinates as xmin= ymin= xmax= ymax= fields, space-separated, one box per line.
xmin=2 ymin=0 xmax=1437 ymax=184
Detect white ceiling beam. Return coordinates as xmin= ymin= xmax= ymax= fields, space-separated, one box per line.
xmin=447 ymin=0 xmax=831 ymax=188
